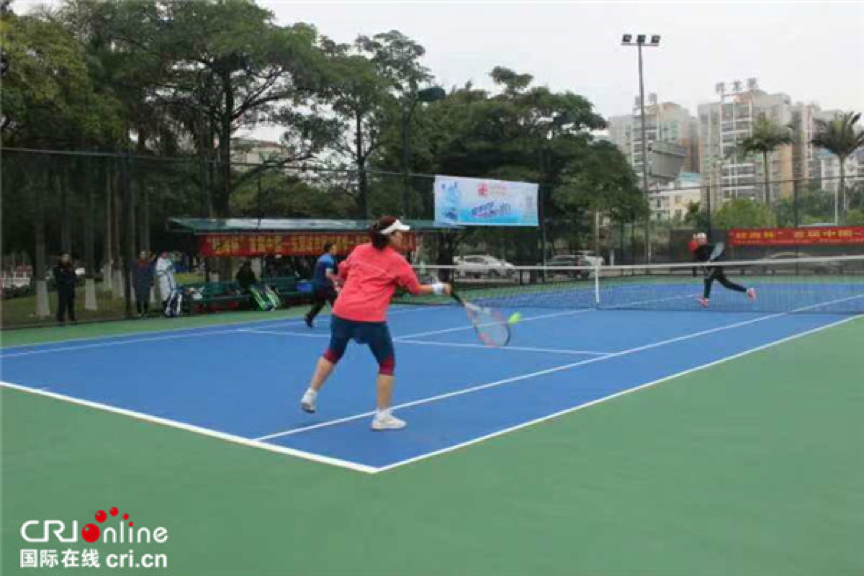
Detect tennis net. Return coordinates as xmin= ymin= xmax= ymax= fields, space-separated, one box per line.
xmin=407 ymin=254 xmax=864 ymax=314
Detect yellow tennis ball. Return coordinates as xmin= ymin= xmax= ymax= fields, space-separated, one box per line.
xmin=508 ymin=312 xmax=522 ymax=325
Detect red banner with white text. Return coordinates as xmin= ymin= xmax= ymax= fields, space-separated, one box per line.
xmin=728 ymin=227 xmax=864 ymax=246
xmin=198 ymin=233 xmax=416 ymax=257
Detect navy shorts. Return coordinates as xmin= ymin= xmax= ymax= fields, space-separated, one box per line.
xmin=327 ymin=314 xmax=394 ymax=365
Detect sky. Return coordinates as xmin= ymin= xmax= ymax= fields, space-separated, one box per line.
xmin=18 ymin=0 xmax=864 ymax=142
xmin=266 ymin=1 xmax=864 ymax=140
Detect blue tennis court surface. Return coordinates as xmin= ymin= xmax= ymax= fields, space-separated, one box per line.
xmin=1 ymin=297 xmax=858 ymax=473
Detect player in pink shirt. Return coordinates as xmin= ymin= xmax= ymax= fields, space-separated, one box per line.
xmin=300 ymin=216 xmax=451 ymax=430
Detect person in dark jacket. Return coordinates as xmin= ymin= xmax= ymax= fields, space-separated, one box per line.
xmin=236 ymin=260 xmax=258 ymax=293
xmin=53 ymin=253 xmax=77 ymax=324
xmin=263 ymin=253 xmax=277 ymax=278
xmin=132 ymin=251 xmax=154 ymax=317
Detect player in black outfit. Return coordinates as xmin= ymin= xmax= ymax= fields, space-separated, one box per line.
xmin=691 ymin=233 xmax=757 ymax=308
xmin=53 ymin=253 xmax=78 ymax=323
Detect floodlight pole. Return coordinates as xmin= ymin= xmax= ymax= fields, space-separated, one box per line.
xmin=637 ymin=42 xmax=651 ymax=262
xmin=622 ymin=34 xmax=660 ymax=262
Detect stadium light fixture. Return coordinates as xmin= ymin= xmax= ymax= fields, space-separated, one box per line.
xmin=621 ymin=33 xmax=662 ymax=261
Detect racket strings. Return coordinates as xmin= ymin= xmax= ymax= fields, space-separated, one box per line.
xmin=465 ymin=305 xmax=511 ymax=347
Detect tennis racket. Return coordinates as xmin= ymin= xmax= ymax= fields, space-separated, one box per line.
xmin=450 ymin=291 xmax=512 ymax=348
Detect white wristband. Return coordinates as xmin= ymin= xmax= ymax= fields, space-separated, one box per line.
xmin=432 ymin=282 xmax=445 ymax=296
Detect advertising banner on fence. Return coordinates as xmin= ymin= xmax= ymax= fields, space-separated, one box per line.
xmin=729 ymin=226 xmax=864 ymax=246
xmin=198 ymin=233 xmax=416 ymax=257
xmin=434 ymin=175 xmax=538 ymax=226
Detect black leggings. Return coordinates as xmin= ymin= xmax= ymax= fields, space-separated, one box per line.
xmin=306 ymin=287 xmax=337 ymax=320
xmin=704 ymin=268 xmax=747 ymax=299
xmin=57 ymin=289 xmax=76 ymax=322
xmin=136 ymin=297 xmax=150 ymax=315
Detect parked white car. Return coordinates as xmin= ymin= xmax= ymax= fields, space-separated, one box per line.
xmin=544 ymin=255 xmax=592 ymax=279
xmin=454 ymin=255 xmax=516 ymax=278
xmin=575 ymin=250 xmax=605 ymax=267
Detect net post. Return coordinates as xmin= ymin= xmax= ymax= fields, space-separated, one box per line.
xmin=594 ymin=262 xmax=601 ymax=306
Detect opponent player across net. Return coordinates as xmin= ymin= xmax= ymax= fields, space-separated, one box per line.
xmin=690 ymin=232 xmax=757 ymax=308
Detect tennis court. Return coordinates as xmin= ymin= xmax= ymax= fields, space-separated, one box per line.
xmin=2 ymin=259 xmax=863 ymax=575
xmin=3 ymin=260 xmax=863 ymax=473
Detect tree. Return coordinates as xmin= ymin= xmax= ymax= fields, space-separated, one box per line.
xmin=373 ymin=67 xmax=610 ymax=262
xmin=357 ymin=31 xmax=432 ymax=218
xmin=106 ymin=0 xmax=325 ymax=217
xmin=739 ymin=115 xmax=793 ymax=205
xmin=845 ymin=208 xmax=864 ymax=225
xmin=230 ymin=168 xmax=355 ymax=220
xmin=712 ymin=198 xmax=775 ymax=230
xmin=0 ymin=7 xmax=122 ymax=147
xmin=811 ymin=111 xmax=864 ymax=221
xmin=684 ymin=201 xmax=711 ymax=231
xmin=775 ymin=185 xmax=835 ymax=227
xmin=1 ymin=6 xmax=124 ymax=317
xmin=554 ymin=141 xmax=644 ymax=254
xmin=313 ymin=31 xmax=431 ymax=217
xmin=321 ymin=49 xmax=395 ymax=217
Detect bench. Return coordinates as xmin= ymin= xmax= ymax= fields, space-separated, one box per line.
xmin=263 ymin=276 xmax=311 ymax=306
xmin=181 ymin=276 xmax=311 ymax=314
xmin=182 ymin=281 xmax=249 ymax=314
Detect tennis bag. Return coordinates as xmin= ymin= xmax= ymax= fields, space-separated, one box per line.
xmin=164 ymin=288 xmax=184 ymax=318
xmin=262 ymin=283 xmax=281 ymax=310
xmin=249 ymin=284 xmax=275 ymax=311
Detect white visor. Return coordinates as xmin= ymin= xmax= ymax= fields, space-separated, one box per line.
xmin=381 ymin=219 xmax=411 ymax=235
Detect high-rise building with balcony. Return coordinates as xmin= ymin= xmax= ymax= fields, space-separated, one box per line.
xmin=607 ymin=95 xmax=700 ymax=182
xmin=698 ymin=80 xmax=797 ymax=209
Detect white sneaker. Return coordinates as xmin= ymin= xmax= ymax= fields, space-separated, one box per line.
xmin=300 ymin=390 xmax=317 ymax=413
xmin=371 ymin=413 xmax=406 ymax=431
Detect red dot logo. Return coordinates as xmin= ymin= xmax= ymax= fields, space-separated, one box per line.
xmin=95 ymin=510 xmax=107 ymax=523
xmin=110 ymin=507 xmax=118 ymax=516
xmin=129 ymin=522 xmax=134 ymax=527
xmin=123 ymin=513 xmax=129 ymax=520
xmin=82 ymin=524 xmax=100 ymax=543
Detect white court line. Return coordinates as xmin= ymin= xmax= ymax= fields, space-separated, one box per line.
xmin=393 ymin=293 xmax=696 ymax=342
xmin=396 ymin=339 xmax=610 ymax=356
xmin=0 ymin=305 xmax=440 ymax=358
xmin=254 ymin=294 xmax=864 ymax=442
xmin=0 ymin=329 xmax=245 ymax=359
xmin=0 ymin=315 xmax=306 ymax=352
xmin=374 ymin=314 xmax=863 ymax=473
xmin=4 ymin=308 xmax=860 ymax=476
xmin=239 ymin=329 xmax=330 ymax=339
xmin=241 ymin=329 xmax=609 ymax=355
xmin=393 ymin=308 xmax=594 ymax=341
xmin=0 ymin=380 xmax=377 ymax=474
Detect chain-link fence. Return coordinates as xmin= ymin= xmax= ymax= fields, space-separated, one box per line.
xmin=3 ymin=147 xmax=863 ymax=328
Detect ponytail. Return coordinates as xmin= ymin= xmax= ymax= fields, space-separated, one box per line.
xmin=369 ymin=219 xmax=391 ymax=250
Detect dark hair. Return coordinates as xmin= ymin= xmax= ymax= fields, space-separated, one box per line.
xmin=323 ymin=242 xmax=335 ymax=253
xmin=369 ymin=215 xmax=397 ymax=250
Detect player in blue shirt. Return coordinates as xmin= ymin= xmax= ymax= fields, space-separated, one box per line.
xmin=304 ymin=242 xmax=339 ymax=327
